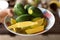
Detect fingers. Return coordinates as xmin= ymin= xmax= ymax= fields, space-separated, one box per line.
xmin=1 ymin=8 xmax=14 ymax=17
xmin=0 ymin=8 xmax=14 ymax=17
xmin=0 ymin=8 xmax=14 ymax=23
xmin=7 ymin=8 xmax=13 ymax=17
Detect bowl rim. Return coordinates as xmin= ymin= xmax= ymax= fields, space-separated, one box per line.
xmin=4 ymin=8 xmax=55 ymax=36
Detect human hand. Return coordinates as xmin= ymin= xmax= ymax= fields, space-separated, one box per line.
xmin=0 ymin=8 xmax=13 ymax=23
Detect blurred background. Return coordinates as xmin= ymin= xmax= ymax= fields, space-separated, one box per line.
xmin=0 ymin=0 xmax=60 ymax=40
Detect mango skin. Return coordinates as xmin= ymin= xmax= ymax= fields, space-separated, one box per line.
xmin=16 ymin=14 xmax=34 ymax=22
xmin=28 ymin=6 xmax=43 ymax=17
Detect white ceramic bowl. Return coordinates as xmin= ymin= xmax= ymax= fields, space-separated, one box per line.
xmin=4 ymin=8 xmax=55 ymax=36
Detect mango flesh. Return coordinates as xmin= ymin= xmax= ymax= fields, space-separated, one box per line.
xmin=8 ymin=21 xmax=38 ymax=29
xmin=10 ymin=18 xmax=16 ymax=25
xmin=32 ymin=18 xmax=45 ymax=26
xmin=25 ymin=25 xmax=44 ymax=34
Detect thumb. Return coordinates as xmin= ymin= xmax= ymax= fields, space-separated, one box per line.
xmin=0 ymin=17 xmax=4 ymax=23
xmin=7 ymin=9 xmax=13 ymax=17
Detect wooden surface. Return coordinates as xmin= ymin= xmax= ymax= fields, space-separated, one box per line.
xmin=0 ymin=34 xmax=60 ymax=40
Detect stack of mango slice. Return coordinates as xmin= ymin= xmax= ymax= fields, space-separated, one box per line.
xmin=8 ymin=17 xmax=47 ymax=34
